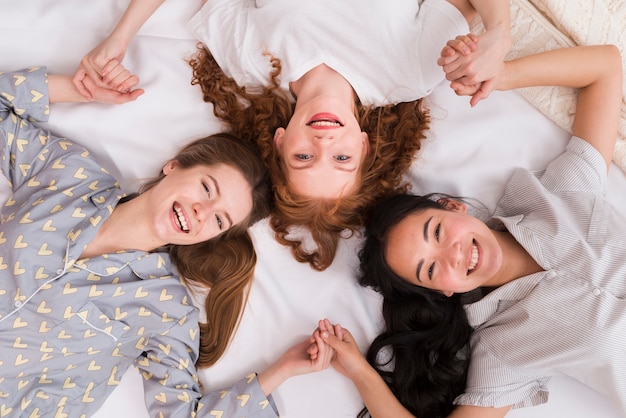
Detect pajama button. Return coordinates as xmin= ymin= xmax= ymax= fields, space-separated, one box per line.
xmin=14 ymin=301 xmax=22 ymax=308
xmin=592 ymin=288 xmax=601 ymax=296
xmin=547 ymin=271 xmax=557 ymax=278
xmin=56 ymin=269 xmax=63 ymax=275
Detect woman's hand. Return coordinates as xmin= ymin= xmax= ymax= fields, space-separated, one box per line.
xmin=49 ymin=73 xmax=143 ymax=105
xmin=72 ymin=35 xmax=142 ymax=100
xmin=438 ymin=29 xmax=510 ymax=106
xmin=317 ymin=319 xmax=370 ymax=380
xmin=81 ymin=68 xmax=144 ymax=104
xmin=256 ymin=329 xmax=334 ymax=396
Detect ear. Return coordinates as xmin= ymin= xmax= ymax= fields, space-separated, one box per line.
xmin=361 ymin=131 xmax=370 ymax=155
xmin=442 ymin=290 xmax=454 ymax=297
xmin=438 ymin=198 xmax=467 ymax=213
xmin=162 ymin=160 xmax=178 ymax=175
xmin=273 ymin=127 xmax=286 ymax=151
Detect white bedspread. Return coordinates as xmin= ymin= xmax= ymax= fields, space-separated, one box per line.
xmin=1 ymin=1 xmax=624 ymax=417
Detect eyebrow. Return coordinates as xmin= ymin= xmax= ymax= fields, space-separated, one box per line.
xmin=423 ymin=216 xmax=432 ymax=243
xmin=415 ymin=216 xmax=433 ymax=282
xmin=209 ymin=174 xmax=233 ymax=229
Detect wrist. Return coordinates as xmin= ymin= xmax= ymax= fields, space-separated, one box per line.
xmin=350 ymin=363 xmax=383 ymax=391
xmin=256 ymin=361 xmax=290 ymax=397
xmin=48 ymin=75 xmax=89 ymax=104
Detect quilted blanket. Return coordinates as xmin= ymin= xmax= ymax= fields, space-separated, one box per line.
xmin=472 ymin=0 xmax=626 ymax=172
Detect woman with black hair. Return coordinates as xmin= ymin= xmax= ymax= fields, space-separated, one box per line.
xmin=316 ymin=44 xmax=625 ymax=418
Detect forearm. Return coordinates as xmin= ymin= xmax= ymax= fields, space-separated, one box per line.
xmin=350 ymin=365 xmax=414 ymax=418
xmin=470 ymin=0 xmax=510 ymax=32
xmin=498 ymin=45 xmax=622 ymax=167
xmin=256 ymin=362 xmax=289 ymax=396
xmin=48 ymin=75 xmax=89 ymax=103
xmin=108 ymin=0 xmax=165 ymax=45
xmin=497 ymin=46 xmax=619 ymax=91
xmin=448 ymin=404 xmax=511 ymax=418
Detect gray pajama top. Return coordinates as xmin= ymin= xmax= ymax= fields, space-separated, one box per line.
xmin=0 ymin=67 xmax=277 ymax=417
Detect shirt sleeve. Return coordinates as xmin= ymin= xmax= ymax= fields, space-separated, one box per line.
xmin=0 ymin=67 xmax=52 ymax=189
xmin=139 ymin=313 xmax=279 ymax=418
xmin=187 ymin=0 xmax=262 ymax=86
xmin=454 ymin=339 xmax=550 ymax=410
xmin=538 ymin=135 xmax=608 ymax=197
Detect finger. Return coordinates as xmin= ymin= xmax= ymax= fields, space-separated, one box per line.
xmin=441 ymin=45 xmax=456 ymax=57
xmin=437 ymin=49 xmax=461 ymax=67
xmin=334 ymin=324 xmax=344 ymax=340
xmin=115 ymin=74 xmax=141 ymax=93
xmin=446 ymin=38 xmax=473 ymax=56
xmin=450 ymin=80 xmax=480 ymax=97
xmin=127 ymin=88 xmax=145 ymax=102
xmin=470 ymin=79 xmax=495 ymax=107
xmin=101 ymin=59 xmax=123 ymax=78
xmin=318 ymin=319 xmax=328 ymax=333
xmin=313 ymin=332 xmax=333 ymax=367
xmin=321 ymin=329 xmax=344 ymax=351
xmin=83 ymin=76 xmax=144 ymax=104
xmin=462 ymin=33 xmax=478 ymax=52
xmin=442 ymin=61 xmax=465 ymax=79
xmin=105 ymin=68 xmax=134 ymax=91
xmin=323 ymin=319 xmax=336 ymax=336
xmin=72 ymin=70 xmax=93 ymax=100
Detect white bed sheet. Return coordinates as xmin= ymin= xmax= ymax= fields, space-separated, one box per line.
xmin=0 ymin=1 xmax=624 ymax=417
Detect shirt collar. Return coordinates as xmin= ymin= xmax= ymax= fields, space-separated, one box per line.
xmin=464 ymin=270 xmax=545 ymax=327
xmin=72 ymin=250 xmax=175 ymax=280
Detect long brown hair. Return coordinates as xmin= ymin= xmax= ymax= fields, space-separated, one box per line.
xmin=189 ymin=46 xmax=428 ymax=271
xmin=142 ymin=133 xmax=271 ymax=367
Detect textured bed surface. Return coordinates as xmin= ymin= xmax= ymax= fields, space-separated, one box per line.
xmin=1 ymin=1 xmax=624 ymax=417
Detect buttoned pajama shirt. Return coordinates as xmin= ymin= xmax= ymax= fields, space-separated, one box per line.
xmin=0 ymin=67 xmax=277 ymax=417
xmin=456 ymin=137 xmax=626 ymax=415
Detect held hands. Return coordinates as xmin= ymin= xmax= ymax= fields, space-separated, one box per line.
xmin=279 ymin=332 xmax=334 ymax=377
xmin=314 ymin=319 xmax=370 ymax=381
xmin=80 ymin=69 xmax=144 ymax=104
xmin=438 ymin=27 xmax=511 ymax=106
xmin=256 ymin=326 xmax=334 ymax=396
xmin=72 ymin=35 xmax=143 ymax=101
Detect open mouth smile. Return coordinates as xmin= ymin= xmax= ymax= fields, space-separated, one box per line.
xmin=306 ymin=113 xmax=344 ymax=128
xmin=467 ymin=241 xmax=479 ymax=274
xmin=173 ymin=203 xmax=189 ymax=233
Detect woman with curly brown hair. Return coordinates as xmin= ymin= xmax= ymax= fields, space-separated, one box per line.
xmin=73 ymin=0 xmax=511 ymax=270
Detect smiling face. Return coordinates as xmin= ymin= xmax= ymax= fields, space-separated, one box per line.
xmin=146 ymin=162 xmax=253 ymax=246
xmin=384 ymin=201 xmax=504 ymax=296
xmin=274 ymin=95 xmax=369 ymax=199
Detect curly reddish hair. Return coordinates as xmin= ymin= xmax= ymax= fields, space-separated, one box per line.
xmin=189 ymin=45 xmax=428 ymax=271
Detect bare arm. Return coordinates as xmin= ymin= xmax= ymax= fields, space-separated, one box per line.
xmin=346 ymin=363 xmax=415 ymax=418
xmin=448 ymin=405 xmax=512 ymax=418
xmin=256 ymin=332 xmax=333 ymax=396
xmin=495 ymin=45 xmax=622 ymax=170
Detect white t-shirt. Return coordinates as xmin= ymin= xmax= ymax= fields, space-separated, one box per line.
xmin=188 ymin=0 xmax=469 ymax=107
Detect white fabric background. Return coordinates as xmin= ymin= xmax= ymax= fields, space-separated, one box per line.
xmin=0 ymin=1 xmax=624 ymax=417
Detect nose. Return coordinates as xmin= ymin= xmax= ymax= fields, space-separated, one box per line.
xmin=440 ymin=241 xmax=463 ymax=270
xmin=313 ymin=132 xmax=334 ymax=141
xmin=192 ymin=200 xmax=213 ymax=222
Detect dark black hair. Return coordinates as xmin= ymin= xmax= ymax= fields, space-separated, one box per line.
xmin=357 ymin=193 xmax=473 ymax=418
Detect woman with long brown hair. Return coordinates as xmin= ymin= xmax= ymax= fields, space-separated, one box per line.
xmin=0 ymin=66 xmax=332 ymax=417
